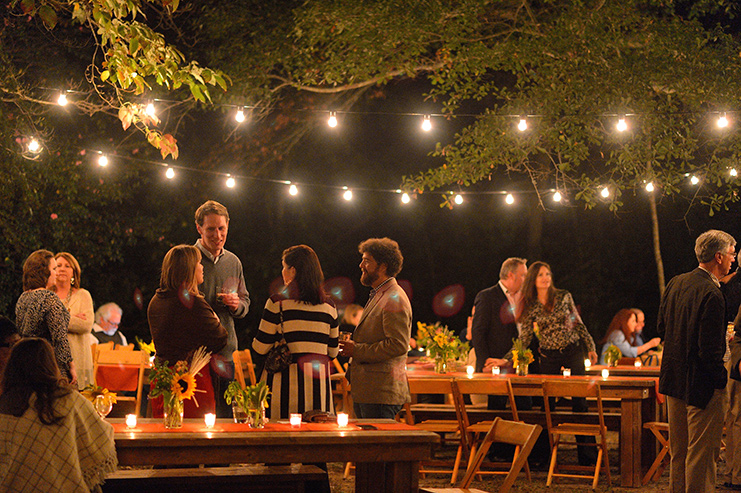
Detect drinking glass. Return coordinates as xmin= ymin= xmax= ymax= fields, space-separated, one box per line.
xmin=94 ymin=395 xmax=113 ymax=418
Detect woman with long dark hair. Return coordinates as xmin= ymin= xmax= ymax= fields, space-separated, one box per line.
xmin=253 ymin=245 xmax=339 ymax=419
xmin=148 ymin=245 xmax=228 ymax=418
xmin=0 ymin=338 xmax=117 ymax=491
xmin=599 ymin=308 xmax=661 ymax=364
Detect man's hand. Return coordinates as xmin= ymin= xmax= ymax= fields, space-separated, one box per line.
xmin=339 ymin=340 xmax=355 ymax=358
xmin=588 ymin=351 xmax=598 ymax=365
xmin=482 ymin=357 xmax=508 ymax=373
xmin=220 ymin=292 xmax=240 ymax=311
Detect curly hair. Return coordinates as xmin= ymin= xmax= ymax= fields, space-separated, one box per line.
xmin=358 ymin=238 xmax=404 ymax=277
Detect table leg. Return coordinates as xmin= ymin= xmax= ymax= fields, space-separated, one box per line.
xmin=355 ymin=461 xmax=420 ymax=493
xmin=619 ymin=396 xmax=657 ymax=487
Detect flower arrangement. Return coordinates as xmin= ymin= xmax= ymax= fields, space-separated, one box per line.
xmin=604 ymin=344 xmax=622 ymax=367
xmin=81 ymin=384 xmax=117 ymax=407
xmin=416 ymin=321 xmax=470 ymax=373
xmin=136 ymin=337 xmax=156 ymax=358
xmin=148 ymin=346 xmax=211 ymax=428
xmin=224 ymin=380 xmax=271 ymax=427
xmin=512 ymin=337 xmax=534 ymax=376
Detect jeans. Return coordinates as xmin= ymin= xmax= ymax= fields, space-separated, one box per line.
xmin=353 ymin=403 xmax=403 ymax=420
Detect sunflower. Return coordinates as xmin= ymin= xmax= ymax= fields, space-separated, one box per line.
xmin=171 ymin=372 xmax=197 ymax=400
xmin=81 ymin=384 xmax=117 ymax=406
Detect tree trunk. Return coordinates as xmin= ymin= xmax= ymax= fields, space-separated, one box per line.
xmin=649 ymin=193 xmax=666 ymax=296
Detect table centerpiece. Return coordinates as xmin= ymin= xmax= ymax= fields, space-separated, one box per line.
xmin=416 ymin=321 xmax=470 ymax=374
xmin=224 ymin=380 xmax=271 ymax=427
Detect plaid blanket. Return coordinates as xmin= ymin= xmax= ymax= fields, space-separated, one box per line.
xmin=0 ymin=391 xmax=118 ymax=492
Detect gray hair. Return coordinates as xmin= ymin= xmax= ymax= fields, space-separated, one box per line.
xmin=499 ymin=257 xmax=527 ymax=280
xmin=695 ymin=230 xmax=736 ymax=264
xmin=94 ymin=302 xmax=123 ymax=325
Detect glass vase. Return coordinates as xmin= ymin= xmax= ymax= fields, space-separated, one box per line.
xmin=163 ymin=394 xmax=184 ymax=429
xmin=232 ymin=402 xmax=249 ymax=424
xmin=248 ymin=405 xmax=267 ymax=428
xmin=515 ymin=363 xmax=529 ymax=376
xmin=434 ymin=356 xmax=448 ymax=374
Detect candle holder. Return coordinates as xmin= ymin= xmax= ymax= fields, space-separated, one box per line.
xmin=466 ymin=366 xmax=474 ymax=378
xmin=337 ymin=413 xmax=349 ymax=427
xmin=492 ymin=366 xmax=500 ymax=375
xmin=562 ymin=368 xmax=571 ymax=377
xmin=584 ymin=359 xmax=592 ymax=369
xmin=601 ymin=369 xmax=610 ymax=379
xmin=125 ymin=414 xmax=137 ymax=429
xmin=290 ymin=414 xmax=302 ymax=428
xmin=204 ymin=413 xmax=216 ymax=428
xmin=634 ymin=359 xmax=642 ymax=368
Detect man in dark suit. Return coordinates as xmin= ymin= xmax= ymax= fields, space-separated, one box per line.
xmin=659 ymin=229 xmax=736 ymax=492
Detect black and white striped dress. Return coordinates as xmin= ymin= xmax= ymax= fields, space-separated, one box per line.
xmin=252 ymin=296 xmax=339 ymax=420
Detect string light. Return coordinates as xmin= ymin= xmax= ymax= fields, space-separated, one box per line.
xmin=421 ymin=115 xmax=432 ymax=132
xmin=145 ymin=102 xmax=156 ymax=117
xmin=553 ymin=191 xmax=562 ymax=202
xmin=454 ymin=193 xmax=463 ymax=205
xmin=165 ymin=167 xmax=175 ymax=179
xmin=57 ymin=93 xmax=68 ymax=106
xmin=226 ymin=175 xmax=236 ymax=188
xmin=717 ymin=113 xmax=729 ymax=128
xmin=690 ymin=175 xmax=700 ymax=185
xmin=27 ymin=139 xmax=41 ymax=154
xmin=327 ymin=112 xmax=338 ymax=128
xmin=601 ymin=186 xmax=610 ymax=198
xmin=517 ymin=118 xmax=528 ymax=132
xmin=616 ymin=117 xmax=628 ymax=132
xmin=288 ymin=183 xmax=298 ymax=196
xmin=645 ymin=182 xmax=654 ymax=192
xmin=235 ymin=108 xmax=246 ymax=123
xmin=343 ymin=188 xmax=353 ymax=201
xmin=401 ymin=192 xmax=411 ymax=204
xmin=505 ymin=193 xmax=514 ymax=204
xmin=97 ymin=155 xmax=109 ymax=167
xmin=731 ymin=168 xmax=738 ymax=177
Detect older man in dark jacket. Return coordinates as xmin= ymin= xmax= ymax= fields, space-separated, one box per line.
xmin=659 ymin=229 xmax=736 ymax=493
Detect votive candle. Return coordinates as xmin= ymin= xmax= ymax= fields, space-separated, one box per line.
xmin=492 ymin=366 xmax=500 ymax=375
xmin=204 ymin=413 xmax=216 ymax=428
xmin=584 ymin=358 xmax=591 ymax=369
xmin=602 ymin=369 xmax=610 ymax=379
xmin=290 ymin=413 xmax=302 ymax=428
xmin=466 ymin=366 xmax=474 ymax=377
xmin=337 ymin=413 xmax=349 ymax=427
xmin=634 ymin=359 xmax=642 ymax=368
xmin=125 ymin=414 xmax=137 ymax=429
xmin=562 ymin=368 xmax=571 ymax=377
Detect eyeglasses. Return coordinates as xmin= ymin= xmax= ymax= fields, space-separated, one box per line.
xmin=105 ymin=319 xmax=120 ymax=327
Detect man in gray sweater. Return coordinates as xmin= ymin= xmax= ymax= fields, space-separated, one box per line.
xmin=195 ymin=200 xmax=250 ymax=417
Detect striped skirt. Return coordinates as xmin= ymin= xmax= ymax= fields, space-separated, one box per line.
xmin=260 ymin=355 xmax=334 ymax=420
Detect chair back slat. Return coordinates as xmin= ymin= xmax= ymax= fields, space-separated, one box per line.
xmin=233 ymin=350 xmax=257 ymax=387
xmin=454 ymin=378 xmax=519 ymax=421
xmin=92 ymin=349 xmax=147 ymax=417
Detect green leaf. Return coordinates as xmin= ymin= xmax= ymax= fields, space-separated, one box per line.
xmin=38 ymin=4 xmax=57 ymax=29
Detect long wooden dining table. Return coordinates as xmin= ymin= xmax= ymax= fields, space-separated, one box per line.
xmin=406 ymin=368 xmax=660 ymax=488
xmin=111 ymin=418 xmax=439 ymax=492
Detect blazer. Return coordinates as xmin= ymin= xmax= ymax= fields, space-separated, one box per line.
xmin=347 ymin=278 xmax=412 ymax=405
xmin=658 ymin=268 xmax=727 ymax=408
xmin=471 ymin=284 xmax=519 ymax=373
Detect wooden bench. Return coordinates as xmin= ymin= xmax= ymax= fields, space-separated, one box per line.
xmin=102 ymin=464 xmax=328 ymax=492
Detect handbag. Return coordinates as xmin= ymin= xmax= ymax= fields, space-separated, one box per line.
xmin=264 ymin=301 xmax=292 ymax=373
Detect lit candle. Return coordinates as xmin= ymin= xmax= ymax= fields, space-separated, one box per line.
xmin=290 ymin=413 xmax=302 ymax=428
xmin=466 ymin=366 xmax=474 ymax=377
xmin=337 ymin=413 xmax=349 ymax=427
xmin=634 ymin=359 xmax=642 ymax=368
xmin=125 ymin=414 xmax=137 ymax=429
xmin=204 ymin=413 xmax=216 ymax=428
xmin=584 ymin=358 xmax=592 ymax=369
xmin=602 ymin=369 xmax=610 ymax=379
xmin=562 ymin=368 xmax=571 ymax=377
xmin=492 ymin=366 xmax=500 ymax=375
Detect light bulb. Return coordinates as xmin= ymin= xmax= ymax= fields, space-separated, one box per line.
xmin=328 ymin=112 xmax=338 ymax=128
xmin=421 ymin=115 xmax=432 ymax=132
xmin=552 ymin=191 xmax=562 ymax=202
xmin=454 ymin=194 xmax=463 ymax=205
xmin=57 ymin=93 xmax=68 ymax=106
xmin=98 ymin=155 xmax=109 ymax=167
xmin=288 ymin=184 xmax=298 ymax=196
xmin=718 ymin=114 xmax=729 ymax=128
xmin=343 ymin=189 xmax=353 ymax=201
xmin=226 ymin=176 xmax=236 ymax=188
xmin=235 ymin=108 xmax=245 ymax=123
xmin=690 ymin=175 xmax=699 ymax=185
xmin=27 ymin=139 xmax=41 ymax=153
xmin=145 ymin=102 xmax=156 ymax=117
xmin=401 ymin=193 xmax=410 ymax=204
xmin=601 ymin=186 xmax=610 ymax=198
xmin=616 ymin=118 xmax=628 ymax=132
xmin=645 ymin=182 xmax=654 ymax=192
xmin=165 ymin=167 xmax=175 ymax=179
xmin=731 ymin=169 xmax=738 ymax=177
xmin=517 ymin=118 xmax=528 ymax=131
xmin=505 ymin=193 xmax=514 ymax=205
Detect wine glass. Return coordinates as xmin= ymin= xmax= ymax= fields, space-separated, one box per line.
xmin=94 ymin=394 xmax=113 ymax=418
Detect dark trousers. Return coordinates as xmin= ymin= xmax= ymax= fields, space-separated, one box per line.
xmin=210 ymin=362 xmax=235 ymax=419
xmin=540 ymin=343 xmax=598 ymax=466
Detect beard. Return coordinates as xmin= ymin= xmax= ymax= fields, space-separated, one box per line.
xmin=360 ymin=270 xmax=379 ymax=287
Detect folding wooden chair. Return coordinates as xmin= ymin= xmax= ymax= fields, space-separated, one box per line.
xmin=420 ymin=418 xmax=542 ymax=493
xmin=642 ymin=421 xmax=670 ymax=485
xmin=451 ymin=378 xmax=531 ymax=483
xmin=542 ymin=379 xmax=611 ymax=490
xmin=404 ymin=377 xmax=466 ymax=482
xmin=92 ymin=348 xmax=147 ymax=417
xmin=330 ymin=358 xmax=352 ymax=415
xmin=232 ymin=349 xmax=257 ymax=387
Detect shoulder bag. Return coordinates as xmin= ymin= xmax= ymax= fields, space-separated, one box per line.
xmin=264 ymin=300 xmax=292 ymax=373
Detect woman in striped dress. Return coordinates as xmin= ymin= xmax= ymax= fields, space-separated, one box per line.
xmin=253 ymin=245 xmax=339 ymax=420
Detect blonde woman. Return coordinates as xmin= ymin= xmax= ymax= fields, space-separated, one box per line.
xmin=148 ymin=245 xmax=227 ymax=418
xmin=53 ymin=252 xmax=94 ymax=389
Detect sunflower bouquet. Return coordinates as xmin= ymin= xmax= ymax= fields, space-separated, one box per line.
xmin=604 ymin=344 xmax=622 ymax=367
xmin=81 ymin=384 xmax=117 ymax=407
xmin=512 ymin=337 xmax=534 ymax=376
xmin=148 ymin=346 xmax=211 ymax=428
xmin=416 ymin=321 xmax=470 ymax=373
xmin=136 ymin=337 xmax=156 ymax=361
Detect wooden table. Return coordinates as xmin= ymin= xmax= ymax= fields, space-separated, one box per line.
xmin=112 ymin=418 xmax=439 ymax=492
xmin=585 ymin=364 xmax=660 ymax=378
xmin=406 ymin=370 xmax=659 ymax=488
